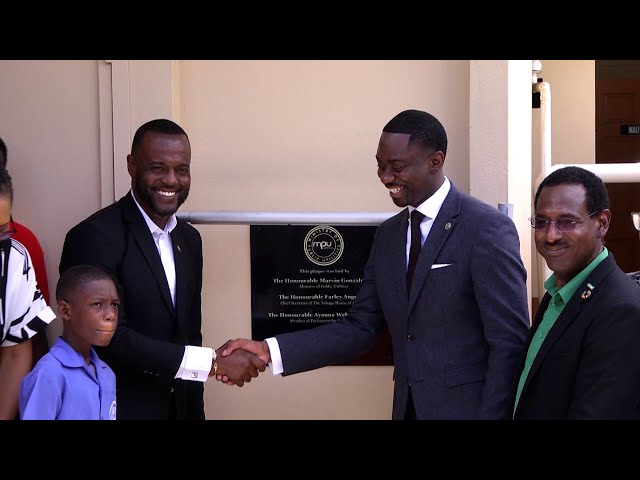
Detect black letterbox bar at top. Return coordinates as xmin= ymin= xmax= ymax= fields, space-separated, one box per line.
xmin=621 ymin=125 xmax=640 ymax=135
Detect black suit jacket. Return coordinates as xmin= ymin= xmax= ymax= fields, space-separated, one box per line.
xmin=513 ymin=252 xmax=640 ymax=420
xmin=59 ymin=192 xmax=204 ymax=420
xmin=276 ymin=183 xmax=530 ymax=419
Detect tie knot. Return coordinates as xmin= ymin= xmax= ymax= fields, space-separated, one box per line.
xmin=411 ymin=210 xmax=425 ymax=224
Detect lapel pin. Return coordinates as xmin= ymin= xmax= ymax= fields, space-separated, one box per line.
xmin=581 ymin=282 xmax=595 ymax=300
xmin=177 ymin=244 xmax=181 ymax=253
xmin=444 ymin=222 xmax=452 ymax=231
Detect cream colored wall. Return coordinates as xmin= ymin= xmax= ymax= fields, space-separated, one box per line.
xmin=0 ymin=60 xmax=102 ymax=343
xmin=530 ymin=60 xmax=596 ymax=219
xmin=469 ymin=61 xmax=533 ymax=318
xmin=176 ymin=60 xmax=470 ymax=419
xmin=178 ymin=60 xmax=471 ymax=204
xmin=544 ymin=60 xmax=596 ymax=168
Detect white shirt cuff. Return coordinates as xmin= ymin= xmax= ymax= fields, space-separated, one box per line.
xmin=265 ymin=337 xmax=283 ymax=375
xmin=175 ymin=346 xmax=214 ymax=382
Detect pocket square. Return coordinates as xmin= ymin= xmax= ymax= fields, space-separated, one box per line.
xmin=431 ymin=263 xmax=452 ymax=269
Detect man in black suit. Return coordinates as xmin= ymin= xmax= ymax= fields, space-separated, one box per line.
xmin=218 ymin=109 xmax=531 ymax=420
xmin=59 ymin=119 xmax=265 ymax=420
xmin=513 ymin=166 xmax=640 ymax=419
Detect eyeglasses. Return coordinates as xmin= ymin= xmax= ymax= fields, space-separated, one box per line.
xmin=529 ymin=211 xmax=598 ymax=232
xmin=0 ymin=229 xmax=16 ymax=241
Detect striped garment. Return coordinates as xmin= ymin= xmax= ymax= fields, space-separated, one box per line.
xmin=0 ymin=238 xmax=56 ymax=347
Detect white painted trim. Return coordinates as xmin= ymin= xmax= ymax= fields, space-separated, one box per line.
xmin=98 ymin=60 xmax=115 ymax=208
xmin=108 ymin=60 xmax=132 ymax=200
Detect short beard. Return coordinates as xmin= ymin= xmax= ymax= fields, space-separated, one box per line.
xmin=134 ymin=183 xmax=189 ymax=218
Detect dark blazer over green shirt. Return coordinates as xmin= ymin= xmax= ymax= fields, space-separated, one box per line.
xmin=514 ymin=253 xmax=640 ymax=420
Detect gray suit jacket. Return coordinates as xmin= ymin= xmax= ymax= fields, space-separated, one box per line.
xmin=276 ymin=183 xmax=530 ymax=419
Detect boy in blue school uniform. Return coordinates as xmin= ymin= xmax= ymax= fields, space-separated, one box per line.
xmin=19 ymin=264 xmax=119 ymax=420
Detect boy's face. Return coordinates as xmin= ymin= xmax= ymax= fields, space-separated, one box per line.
xmin=60 ymin=278 xmax=119 ymax=349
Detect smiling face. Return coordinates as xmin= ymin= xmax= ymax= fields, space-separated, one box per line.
xmin=376 ymin=132 xmax=445 ymax=208
xmin=59 ymin=278 xmax=120 ymax=362
xmin=128 ymin=131 xmax=191 ymax=229
xmin=534 ymin=183 xmax=610 ymax=288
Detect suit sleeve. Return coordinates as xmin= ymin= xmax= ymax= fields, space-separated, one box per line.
xmin=59 ymin=220 xmax=185 ymax=380
xmin=470 ymin=212 xmax=530 ymax=419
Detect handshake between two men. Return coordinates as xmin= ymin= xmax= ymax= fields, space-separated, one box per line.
xmin=208 ymin=339 xmax=271 ymax=386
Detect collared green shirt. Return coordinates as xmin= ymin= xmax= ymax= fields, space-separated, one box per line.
xmin=512 ymin=247 xmax=609 ymax=417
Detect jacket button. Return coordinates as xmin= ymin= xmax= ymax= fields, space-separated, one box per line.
xmin=407 ymin=334 xmax=416 ymax=342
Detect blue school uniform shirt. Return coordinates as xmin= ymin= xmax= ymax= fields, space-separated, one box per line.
xmin=19 ymin=337 xmax=117 ymax=420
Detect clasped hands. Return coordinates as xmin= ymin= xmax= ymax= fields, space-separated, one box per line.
xmin=208 ymin=339 xmax=271 ymax=387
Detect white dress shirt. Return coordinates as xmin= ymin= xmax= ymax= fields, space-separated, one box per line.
xmin=131 ymin=191 xmax=213 ymax=382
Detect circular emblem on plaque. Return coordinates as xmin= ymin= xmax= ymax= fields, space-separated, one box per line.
xmin=304 ymin=225 xmax=344 ymax=266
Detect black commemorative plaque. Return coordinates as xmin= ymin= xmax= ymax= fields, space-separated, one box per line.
xmin=250 ymin=224 xmax=393 ymax=366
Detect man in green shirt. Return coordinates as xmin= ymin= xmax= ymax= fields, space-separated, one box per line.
xmin=513 ymin=166 xmax=640 ymax=419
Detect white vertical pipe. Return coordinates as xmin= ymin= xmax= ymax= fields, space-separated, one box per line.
xmin=540 ymin=82 xmax=552 ymax=183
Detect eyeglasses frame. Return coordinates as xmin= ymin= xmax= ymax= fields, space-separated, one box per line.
xmin=528 ymin=211 xmax=599 ymax=232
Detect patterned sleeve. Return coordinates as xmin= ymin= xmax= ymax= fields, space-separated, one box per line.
xmin=1 ymin=240 xmax=56 ymax=347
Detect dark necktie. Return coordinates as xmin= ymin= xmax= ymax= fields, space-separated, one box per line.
xmin=407 ymin=210 xmax=425 ymax=294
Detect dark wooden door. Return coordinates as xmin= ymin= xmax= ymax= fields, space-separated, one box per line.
xmin=595 ymin=78 xmax=640 ymax=273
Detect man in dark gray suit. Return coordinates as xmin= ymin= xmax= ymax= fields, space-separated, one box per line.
xmin=220 ymin=109 xmax=530 ymax=419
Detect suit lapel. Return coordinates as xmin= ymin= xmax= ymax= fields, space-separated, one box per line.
xmin=171 ymin=224 xmax=190 ymax=328
xmin=376 ymin=210 xmax=410 ymax=313
xmin=122 ymin=193 xmax=175 ymax=315
xmin=407 ymin=186 xmax=460 ymax=310
xmin=528 ymin=295 xmax=583 ymax=374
